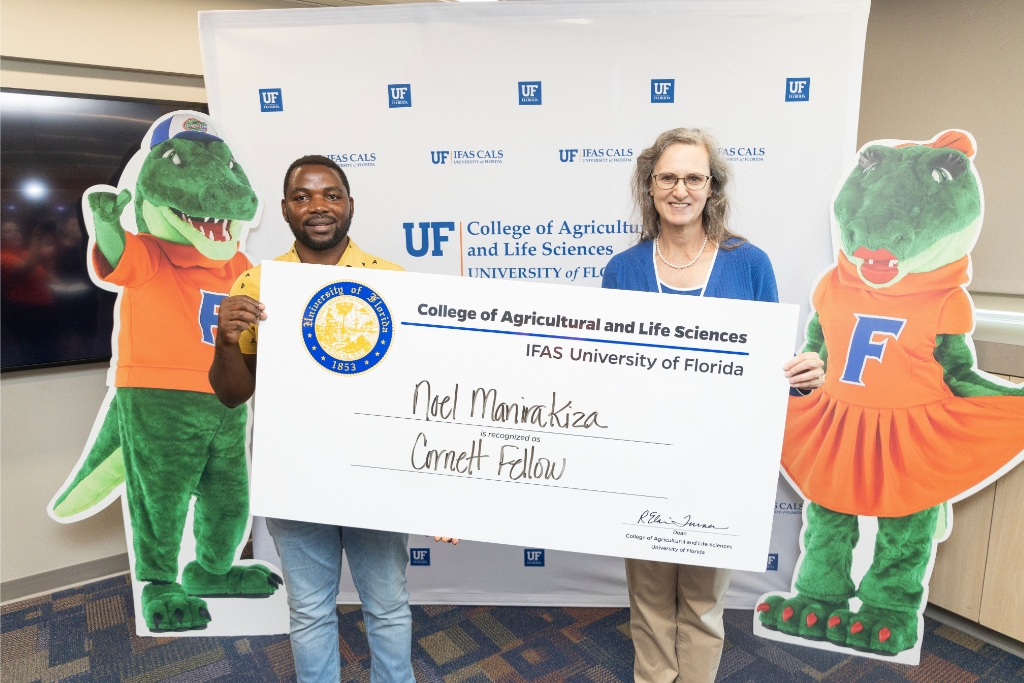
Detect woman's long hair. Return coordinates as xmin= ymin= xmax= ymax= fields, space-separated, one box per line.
xmin=631 ymin=128 xmax=745 ymax=248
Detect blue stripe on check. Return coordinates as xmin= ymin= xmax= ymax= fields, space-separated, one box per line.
xmin=399 ymin=321 xmax=750 ymax=356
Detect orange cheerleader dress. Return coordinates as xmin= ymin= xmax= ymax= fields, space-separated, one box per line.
xmin=782 ymin=253 xmax=1024 ymax=518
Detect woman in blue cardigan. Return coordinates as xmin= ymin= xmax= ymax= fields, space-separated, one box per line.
xmin=604 ymin=128 xmax=824 ymax=683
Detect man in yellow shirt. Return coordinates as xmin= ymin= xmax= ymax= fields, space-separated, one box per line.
xmin=210 ymin=156 xmax=411 ymax=683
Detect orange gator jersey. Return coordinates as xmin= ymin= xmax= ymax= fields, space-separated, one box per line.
xmin=782 ymin=252 xmax=1024 ymax=517
xmin=95 ymin=232 xmax=252 ymax=393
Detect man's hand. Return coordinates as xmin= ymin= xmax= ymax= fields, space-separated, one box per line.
xmin=210 ymin=294 xmax=264 ymax=408
xmin=216 ymin=295 xmax=266 ymax=348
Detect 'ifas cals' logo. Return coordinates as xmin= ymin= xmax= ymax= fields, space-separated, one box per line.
xmin=431 ymin=150 xmax=503 ymax=165
xmin=840 ymin=314 xmax=907 ymax=385
xmin=326 ymin=152 xmax=376 ymax=168
xmin=302 ymin=281 xmax=394 ymax=375
xmin=524 ymin=549 xmax=545 ymax=566
xmin=198 ymin=290 xmax=227 ymax=345
xmin=259 ymin=88 xmax=283 ymax=112
xmin=405 ymin=222 xmax=455 ymax=257
xmin=786 ymin=78 xmax=810 ymax=102
xmin=410 ymin=549 xmax=430 ymax=566
xmin=519 ymin=81 xmax=542 ymax=105
xmin=388 ymin=84 xmax=412 ymax=108
xmin=560 ymin=148 xmax=633 ymax=163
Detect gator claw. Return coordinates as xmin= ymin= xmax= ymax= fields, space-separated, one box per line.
xmin=837 ymin=606 xmax=917 ymax=655
xmin=181 ymin=561 xmax=280 ymax=598
xmin=828 ymin=615 xmax=841 ymax=629
xmin=141 ymin=582 xmax=210 ymax=632
xmin=758 ymin=593 xmax=850 ymax=641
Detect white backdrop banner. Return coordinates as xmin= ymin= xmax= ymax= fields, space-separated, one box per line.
xmin=200 ymin=0 xmax=868 ymax=608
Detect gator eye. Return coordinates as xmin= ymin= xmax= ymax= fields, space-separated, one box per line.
xmin=162 ymin=149 xmax=181 ymax=166
xmin=229 ymin=159 xmax=235 ymax=170
xmin=862 ymin=163 xmax=878 ymax=174
xmin=932 ymin=167 xmax=952 ymax=183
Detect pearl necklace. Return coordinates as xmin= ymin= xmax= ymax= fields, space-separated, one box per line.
xmin=655 ymin=234 xmax=708 ymax=270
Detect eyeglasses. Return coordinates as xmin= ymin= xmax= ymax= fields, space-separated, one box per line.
xmin=652 ymin=173 xmax=712 ymax=191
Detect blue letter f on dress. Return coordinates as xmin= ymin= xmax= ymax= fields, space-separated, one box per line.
xmin=840 ymin=314 xmax=907 ymax=385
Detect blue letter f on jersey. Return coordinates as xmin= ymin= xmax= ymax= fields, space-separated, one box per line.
xmin=199 ymin=290 xmax=228 ymax=345
xmin=840 ymin=314 xmax=907 ymax=385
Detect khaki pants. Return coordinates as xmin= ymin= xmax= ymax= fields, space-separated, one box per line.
xmin=625 ymin=559 xmax=732 ymax=683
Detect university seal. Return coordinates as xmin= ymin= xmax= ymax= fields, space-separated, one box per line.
xmin=302 ymin=281 xmax=393 ymax=375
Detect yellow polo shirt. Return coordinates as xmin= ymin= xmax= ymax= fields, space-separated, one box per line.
xmin=230 ymin=239 xmax=403 ymax=354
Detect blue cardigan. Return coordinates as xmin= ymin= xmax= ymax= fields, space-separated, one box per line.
xmin=601 ymin=238 xmax=779 ymax=303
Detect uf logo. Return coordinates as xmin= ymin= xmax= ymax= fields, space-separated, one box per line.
xmin=786 ymin=78 xmax=810 ymax=102
xmin=840 ymin=314 xmax=907 ymax=385
xmin=651 ymin=79 xmax=674 ymax=103
xmin=198 ymin=290 xmax=228 ymax=345
xmin=519 ymin=81 xmax=542 ymax=105
xmin=524 ymin=549 xmax=545 ymax=566
xmin=410 ymin=548 xmax=430 ymax=566
xmin=259 ymin=88 xmax=283 ymax=112
xmin=404 ymin=222 xmax=455 ymax=257
xmin=766 ymin=553 xmax=779 ymax=571
xmin=559 ymin=149 xmax=578 ymax=163
xmin=431 ymin=151 xmax=450 ymax=165
xmin=388 ymin=84 xmax=412 ymax=108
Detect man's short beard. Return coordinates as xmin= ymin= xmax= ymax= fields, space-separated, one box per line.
xmin=290 ymin=215 xmax=352 ymax=251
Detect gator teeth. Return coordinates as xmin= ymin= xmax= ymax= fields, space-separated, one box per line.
xmin=866 ymin=259 xmax=899 ymax=267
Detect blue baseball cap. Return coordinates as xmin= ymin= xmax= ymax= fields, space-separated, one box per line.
xmin=150 ymin=113 xmax=223 ymax=148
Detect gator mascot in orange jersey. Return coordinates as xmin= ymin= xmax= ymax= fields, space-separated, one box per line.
xmin=755 ymin=130 xmax=1024 ymax=659
xmin=47 ymin=113 xmax=280 ymax=633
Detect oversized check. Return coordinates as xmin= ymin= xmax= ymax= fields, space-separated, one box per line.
xmin=250 ymin=261 xmax=799 ymax=572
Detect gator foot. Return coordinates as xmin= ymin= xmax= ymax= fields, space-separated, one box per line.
xmin=142 ymin=582 xmax=210 ymax=632
xmin=826 ymin=605 xmax=918 ymax=655
xmin=757 ymin=593 xmax=850 ymax=641
xmin=181 ymin=560 xmax=282 ymax=598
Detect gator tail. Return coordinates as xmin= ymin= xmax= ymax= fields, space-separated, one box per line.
xmin=51 ymin=395 xmax=125 ymax=518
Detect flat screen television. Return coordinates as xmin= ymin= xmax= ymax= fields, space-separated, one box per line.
xmin=1 ymin=89 xmax=207 ymax=371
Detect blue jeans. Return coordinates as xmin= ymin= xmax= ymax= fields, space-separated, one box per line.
xmin=265 ymin=518 xmax=413 ymax=683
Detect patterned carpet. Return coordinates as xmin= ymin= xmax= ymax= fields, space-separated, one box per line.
xmin=2 ymin=574 xmax=1022 ymax=682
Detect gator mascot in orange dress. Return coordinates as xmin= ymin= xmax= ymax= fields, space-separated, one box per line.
xmin=756 ymin=130 xmax=1024 ymax=658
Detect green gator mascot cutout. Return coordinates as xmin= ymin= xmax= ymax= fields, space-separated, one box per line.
xmin=47 ymin=112 xmax=282 ymax=633
xmin=754 ymin=130 xmax=1024 ymax=663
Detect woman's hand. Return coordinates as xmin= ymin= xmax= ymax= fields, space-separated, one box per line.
xmin=433 ymin=536 xmax=459 ymax=545
xmin=784 ymin=352 xmax=825 ymax=391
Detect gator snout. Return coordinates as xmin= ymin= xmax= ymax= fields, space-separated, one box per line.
xmin=198 ymin=183 xmax=258 ymax=222
xmin=840 ymin=218 xmax=916 ymax=264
